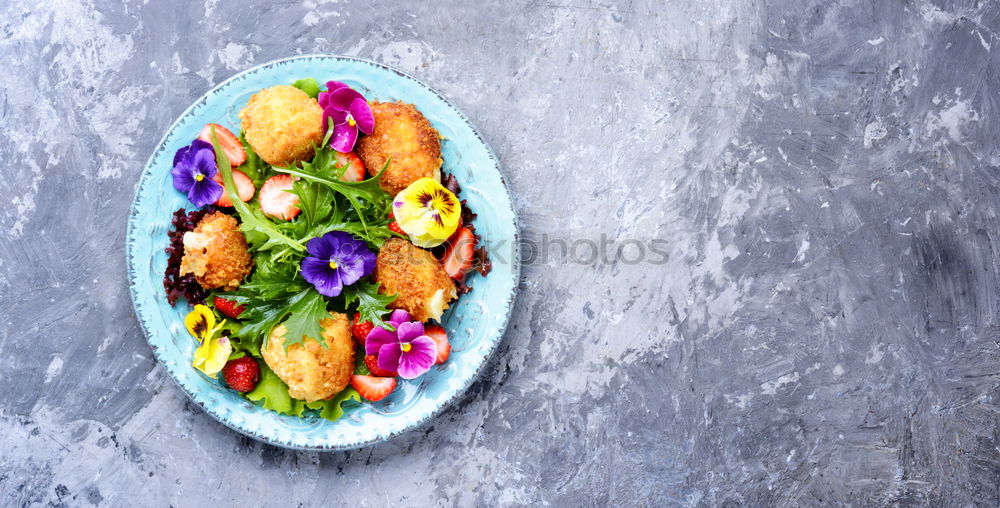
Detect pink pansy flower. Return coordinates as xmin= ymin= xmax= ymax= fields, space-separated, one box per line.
xmin=317 ymin=81 xmax=374 ymax=152
xmin=365 ymin=310 xmax=437 ymax=379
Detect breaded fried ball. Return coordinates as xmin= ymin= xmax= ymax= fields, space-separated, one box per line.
xmin=373 ymin=238 xmax=457 ymax=322
xmin=238 ymin=85 xmax=324 ymax=167
xmin=262 ymin=312 xmax=354 ymax=402
xmin=179 ymin=211 xmax=252 ymax=290
xmin=357 ymin=101 xmax=443 ymax=195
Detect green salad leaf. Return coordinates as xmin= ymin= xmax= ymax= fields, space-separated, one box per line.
xmin=291 ymin=78 xmax=321 ymax=98
xmin=246 ymin=362 xmax=307 ymax=416
xmin=343 ymin=281 xmax=397 ymax=331
xmin=247 ymin=360 xmax=361 ymax=421
xmin=212 ymin=127 xmax=305 ymax=254
xmin=279 ymin=289 xmax=329 ymax=350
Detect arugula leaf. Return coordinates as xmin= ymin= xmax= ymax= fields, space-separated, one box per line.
xmin=279 ymin=289 xmax=329 ymax=350
xmin=237 ymin=132 xmax=268 ymax=188
xmin=274 ymin=150 xmax=391 ymax=239
xmin=343 ymin=281 xmax=397 ymax=331
xmin=292 ymin=78 xmax=321 ymax=98
xmin=211 ymin=127 xmax=305 ymax=253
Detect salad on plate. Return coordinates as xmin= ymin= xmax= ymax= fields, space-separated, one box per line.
xmin=162 ymin=78 xmax=490 ymax=421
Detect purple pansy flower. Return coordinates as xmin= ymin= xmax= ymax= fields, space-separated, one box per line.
xmin=300 ymin=231 xmax=376 ymax=297
xmin=171 ymin=139 xmax=223 ymax=207
xmin=317 ymin=81 xmax=374 ymax=152
xmin=365 ymin=310 xmax=437 ymax=379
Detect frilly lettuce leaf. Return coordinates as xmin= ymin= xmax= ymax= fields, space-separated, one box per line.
xmin=245 ymin=360 xmax=361 ymax=421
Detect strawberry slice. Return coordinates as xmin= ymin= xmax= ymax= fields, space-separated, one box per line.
xmin=333 ymin=151 xmax=366 ymax=182
xmin=442 ymin=227 xmax=476 ymax=280
xmin=259 ymin=174 xmax=300 ymax=220
xmin=364 ymin=355 xmax=399 ymax=377
xmin=351 ymin=312 xmax=374 ymax=348
xmin=351 ymin=375 xmax=397 ymax=401
xmin=211 ymin=169 xmax=255 ymax=207
xmin=424 ymin=325 xmax=450 ymax=364
xmin=198 ymin=123 xmax=247 ymax=167
xmin=213 ymin=296 xmax=245 ymax=318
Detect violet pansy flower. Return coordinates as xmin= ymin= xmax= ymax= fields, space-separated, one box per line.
xmin=171 ymin=139 xmax=223 ymax=207
xmin=300 ymin=231 xmax=376 ymax=297
xmin=317 ymin=81 xmax=374 ymax=152
xmin=365 ymin=310 xmax=437 ymax=379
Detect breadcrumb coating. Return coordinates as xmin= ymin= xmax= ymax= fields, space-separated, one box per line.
xmin=238 ymin=85 xmax=324 ymax=167
xmin=262 ymin=312 xmax=355 ymax=402
xmin=373 ymin=238 xmax=457 ymax=322
xmin=179 ymin=211 xmax=252 ymax=290
xmin=357 ymin=101 xmax=443 ymax=195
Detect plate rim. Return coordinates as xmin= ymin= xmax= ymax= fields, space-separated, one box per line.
xmin=125 ymin=54 xmax=521 ymax=451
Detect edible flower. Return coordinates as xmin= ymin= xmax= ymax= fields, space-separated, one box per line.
xmin=365 ymin=310 xmax=437 ymax=379
xmin=392 ymin=177 xmax=461 ymax=248
xmin=317 ymin=81 xmax=374 ymax=152
xmin=300 ymin=231 xmax=377 ymax=297
xmin=185 ymin=304 xmax=231 ymax=378
xmin=172 ymin=139 xmax=223 ymax=207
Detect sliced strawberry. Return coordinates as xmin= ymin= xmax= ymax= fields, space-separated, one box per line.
xmin=424 ymin=325 xmax=450 ymax=364
xmin=351 ymin=375 xmax=396 ymax=401
xmin=442 ymin=227 xmax=476 ymax=280
xmin=364 ymin=355 xmax=398 ymax=377
xmin=198 ymin=123 xmax=247 ymax=167
xmin=388 ymin=221 xmax=405 ymax=235
xmin=222 ymin=357 xmax=260 ymax=392
xmin=212 ymin=169 xmax=255 ymax=207
xmin=351 ymin=312 xmax=374 ymax=348
xmin=213 ymin=296 xmax=245 ymax=318
xmin=333 ymin=151 xmax=366 ymax=182
xmin=259 ymin=174 xmax=300 ymax=220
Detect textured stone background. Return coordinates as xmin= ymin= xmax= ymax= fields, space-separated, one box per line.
xmin=3 ymin=0 xmax=1000 ymax=506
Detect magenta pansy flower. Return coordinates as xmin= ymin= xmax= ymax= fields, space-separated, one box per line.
xmin=317 ymin=80 xmax=374 ymax=152
xmin=365 ymin=310 xmax=437 ymax=379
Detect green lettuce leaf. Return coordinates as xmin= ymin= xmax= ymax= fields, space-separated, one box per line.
xmin=292 ymin=78 xmax=321 ymax=98
xmin=279 ymin=289 xmax=329 ymax=350
xmin=246 ymin=362 xmax=307 ymax=416
xmin=343 ymin=281 xmax=397 ymax=331
xmin=305 ymin=387 xmax=361 ymax=420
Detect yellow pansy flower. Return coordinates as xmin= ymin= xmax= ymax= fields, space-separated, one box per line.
xmin=192 ymin=334 xmax=232 ymax=379
xmin=185 ymin=304 xmax=215 ymax=341
xmin=392 ymin=178 xmax=461 ymax=248
xmin=184 ymin=305 xmax=231 ymax=378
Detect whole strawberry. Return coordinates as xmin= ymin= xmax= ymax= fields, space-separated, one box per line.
xmin=214 ymin=297 xmax=245 ymax=318
xmin=351 ymin=312 xmax=374 ymax=347
xmin=222 ymin=356 xmax=260 ymax=392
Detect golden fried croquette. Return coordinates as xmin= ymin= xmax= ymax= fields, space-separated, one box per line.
xmin=179 ymin=211 xmax=252 ymax=290
xmin=357 ymin=101 xmax=443 ymax=195
xmin=261 ymin=312 xmax=354 ymax=402
xmin=238 ymin=85 xmax=324 ymax=167
xmin=373 ymin=238 xmax=457 ymax=322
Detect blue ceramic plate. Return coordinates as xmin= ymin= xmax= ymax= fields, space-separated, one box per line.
xmin=126 ymin=55 xmax=519 ymax=450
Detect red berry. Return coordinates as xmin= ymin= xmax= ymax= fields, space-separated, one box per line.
xmin=424 ymin=325 xmax=450 ymax=364
xmin=350 ymin=375 xmax=396 ymax=401
xmin=442 ymin=227 xmax=476 ymax=280
xmin=197 ymin=123 xmax=246 ymax=167
xmin=259 ymin=174 xmax=300 ymax=221
xmin=364 ymin=355 xmax=398 ymax=377
xmin=222 ymin=357 xmax=260 ymax=393
xmin=388 ymin=221 xmax=405 ymax=235
xmin=213 ymin=297 xmax=245 ymax=318
xmin=212 ymin=169 xmax=255 ymax=207
xmin=351 ymin=312 xmax=374 ymax=347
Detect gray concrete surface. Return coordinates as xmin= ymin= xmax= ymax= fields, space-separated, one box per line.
xmin=3 ymin=0 xmax=1000 ymax=506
